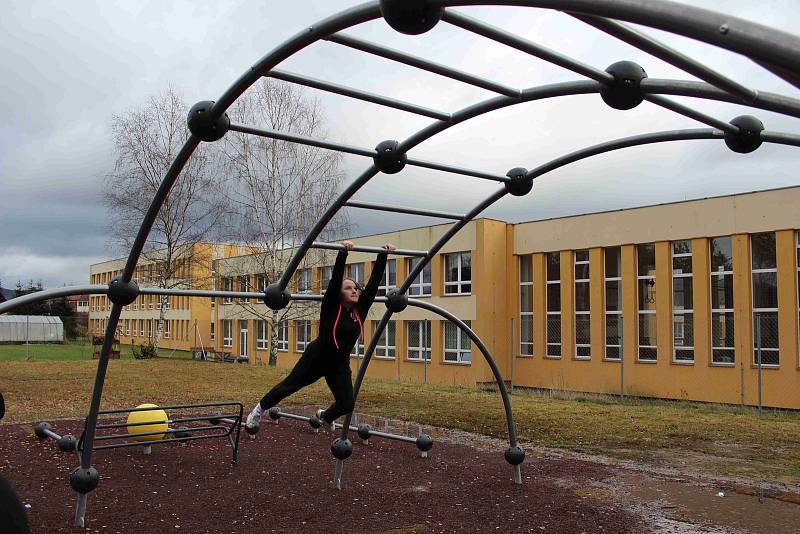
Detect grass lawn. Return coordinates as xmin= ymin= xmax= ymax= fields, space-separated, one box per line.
xmin=1 ymin=359 xmax=798 ymax=483
xmin=0 ymin=340 xmax=192 ymax=361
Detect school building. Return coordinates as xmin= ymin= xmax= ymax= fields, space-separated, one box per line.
xmin=90 ymin=187 xmax=800 ymax=409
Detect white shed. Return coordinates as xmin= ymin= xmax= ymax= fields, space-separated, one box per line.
xmin=0 ymin=315 xmax=64 ymax=344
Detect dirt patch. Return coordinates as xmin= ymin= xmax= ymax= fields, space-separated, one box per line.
xmin=1 ymin=415 xmax=644 ymax=533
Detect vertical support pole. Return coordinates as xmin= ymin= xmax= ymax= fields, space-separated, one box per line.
xmin=423 ymin=319 xmax=428 ymax=384
xmin=756 ymin=315 xmax=762 ymax=412
xmin=619 ymin=315 xmax=625 ymax=401
xmin=333 ymin=459 xmax=344 ymax=489
xmin=513 ymin=464 xmax=522 ymax=484
xmin=74 ymin=494 xmax=87 ymax=528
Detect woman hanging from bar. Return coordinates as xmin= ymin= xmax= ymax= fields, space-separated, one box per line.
xmin=246 ymin=240 xmax=395 ymax=431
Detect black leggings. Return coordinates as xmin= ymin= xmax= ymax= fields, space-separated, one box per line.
xmin=258 ymin=352 xmax=354 ymax=423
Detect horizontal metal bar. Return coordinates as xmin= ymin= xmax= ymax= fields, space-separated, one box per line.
xmin=761 ymin=131 xmax=800 ymax=147
xmin=366 ymin=429 xmax=418 ymax=444
xmin=571 ymin=14 xmax=758 ymax=103
xmin=268 ymin=69 xmax=451 ymax=121
xmin=344 ymin=201 xmax=465 ymax=220
xmin=280 ymin=411 xmax=312 ymax=423
xmin=644 ymin=94 xmax=738 ymax=134
xmin=405 ymin=156 xmax=510 ymax=182
xmin=94 ymin=425 xmax=229 ymax=442
xmin=228 ymin=122 xmax=375 ymax=157
xmin=95 ymin=414 xmax=240 ymax=430
xmin=97 ymin=402 xmax=242 ymax=415
xmin=325 ymin=33 xmax=520 ymax=98
xmin=443 ymin=10 xmax=613 ymax=84
xmin=311 ymin=242 xmax=428 ymax=257
xmin=0 ymin=284 xmax=107 ymax=314
xmin=43 ymin=428 xmax=62 ymax=441
xmin=90 ymin=432 xmax=228 ymax=451
xmin=140 ymin=287 xmax=256 ymax=299
xmin=639 ymin=79 xmax=800 ymax=119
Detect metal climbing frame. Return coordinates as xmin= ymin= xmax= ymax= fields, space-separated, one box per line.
xmin=1 ymin=0 xmax=799 ymax=527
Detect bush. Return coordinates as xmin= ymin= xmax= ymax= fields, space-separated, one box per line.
xmin=132 ymin=342 xmax=158 ymax=360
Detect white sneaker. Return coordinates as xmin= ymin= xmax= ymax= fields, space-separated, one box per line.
xmin=246 ymin=406 xmax=263 ymax=432
xmin=316 ymin=409 xmax=334 ymax=431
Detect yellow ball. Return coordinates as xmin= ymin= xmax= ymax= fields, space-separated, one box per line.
xmin=127 ymin=404 xmax=168 ymax=442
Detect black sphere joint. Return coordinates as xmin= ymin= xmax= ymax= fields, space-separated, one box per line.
xmin=107 ymin=277 xmax=139 ymax=306
xmin=724 ymin=115 xmax=764 ymax=154
xmin=309 ymin=415 xmax=322 ymax=429
xmin=416 ymin=434 xmax=433 ymax=452
xmin=58 ymin=435 xmax=78 ymax=453
xmin=504 ymin=445 xmax=525 ymax=466
xmin=187 ymin=100 xmax=230 ymax=142
xmin=330 ymin=438 xmax=353 ymax=460
xmin=268 ymin=407 xmax=282 ymax=421
xmin=385 ymin=289 xmax=408 ymax=313
xmin=380 ymin=0 xmax=442 ymax=35
xmin=373 ymin=140 xmax=407 ymax=174
xmin=245 ymin=422 xmax=260 ymax=436
xmin=69 ymin=466 xmax=100 ymax=494
xmin=263 ymin=283 xmax=291 ymax=311
xmin=357 ymin=424 xmax=371 ymax=441
xmin=505 ymin=167 xmax=532 ymax=197
xmin=600 ymin=61 xmax=647 ymax=110
xmin=34 ymin=422 xmax=52 ymax=440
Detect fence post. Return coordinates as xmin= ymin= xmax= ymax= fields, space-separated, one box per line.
xmin=756 ymin=314 xmax=763 ymax=413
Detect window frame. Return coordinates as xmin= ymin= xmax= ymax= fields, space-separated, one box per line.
xmin=443 ymin=320 xmax=472 ymax=364
xmin=751 ymin=232 xmax=779 ymax=367
xmin=222 ymin=320 xmax=232 ymax=348
xmin=256 ymin=319 xmax=268 ymax=350
xmin=710 ymin=236 xmax=735 ymax=364
xmin=295 ymin=320 xmax=311 ymax=352
xmin=637 ymin=243 xmax=657 ymax=362
xmin=546 ymin=251 xmax=561 ymax=359
xmin=519 ymin=255 xmax=534 ymax=357
xmin=406 ymin=320 xmax=431 ymax=362
xmin=671 ymin=240 xmax=694 ymax=363
xmin=407 ymin=257 xmax=432 ymax=297
xmin=297 ymin=268 xmax=312 ymax=294
xmin=444 ymin=251 xmax=472 ymax=295
xmin=374 ymin=320 xmax=396 ymax=359
xmin=377 ymin=259 xmax=397 ymax=297
xmin=222 ymin=277 xmax=233 ymax=304
xmin=574 ymin=249 xmax=591 ymax=360
xmin=275 ymin=321 xmax=288 ymax=352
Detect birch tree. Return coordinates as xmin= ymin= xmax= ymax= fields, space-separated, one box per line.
xmin=104 ymin=88 xmax=225 ymax=352
xmin=220 ymin=79 xmax=350 ymax=366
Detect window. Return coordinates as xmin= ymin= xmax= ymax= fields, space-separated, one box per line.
xmin=637 ymin=243 xmax=657 ymax=361
xmin=546 ymin=252 xmax=561 ymax=358
xmin=238 ymin=275 xmax=250 ymax=303
xmin=444 ymin=320 xmax=471 ymax=363
xmin=604 ymin=247 xmax=622 ymax=360
xmin=125 ymin=319 xmax=131 ymax=336
xmin=210 ymin=322 xmax=215 ymax=343
xmin=407 ymin=320 xmax=431 ymax=361
xmin=672 ymin=241 xmax=694 ymax=362
xmin=752 ymin=232 xmax=779 ymax=366
xmin=407 ymin=258 xmax=432 ymax=296
xmin=222 ymin=320 xmax=232 ymax=347
xmin=164 ymin=320 xmax=171 ymax=339
xmin=346 ymin=263 xmax=364 ymax=286
xmin=223 ymin=278 xmax=233 ymax=304
xmin=351 ymin=337 xmax=364 ymax=358
xmin=295 ymin=320 xmax=311 ymax=352
xmin=275 ymin=321 xmax=288 ymax=352
xmin=444 ymin=252 xmax=471 ymax=294
xmin=519 ymin=255 xmax=533 ymax=356
xmin=146 ymin=319 xmax=152 ymax=340
xmin=710 ymin=237 xmax=735 ymax=363
xmin=256 ymin=320 xmax=268 ymax=350
xmin=321 ymin=266 xmax=333 ymax=291
xmin=574 ymin=250 xmax=590 ymax=359
xmin=255 ymin=274 xmax=267 ymax=293
xmin=375 ymin=321 xmax=396 ymax=358
xmin=378 ymin=259 xmax=397 ymax=297
xmin=297 ymin=268 xmax=311 ymax=293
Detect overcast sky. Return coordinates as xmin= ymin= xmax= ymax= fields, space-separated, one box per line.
xmin=1 ymin=1 xmax=798 ymax=289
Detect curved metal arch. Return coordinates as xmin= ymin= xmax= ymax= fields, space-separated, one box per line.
xmin=13 ymin=2 xmax=794 ymax=525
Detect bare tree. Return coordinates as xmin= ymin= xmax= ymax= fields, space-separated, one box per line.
xmin=220 ymin=79 xmax=350 ymax=366
xmin=104 ymin=88 xmax=225 ymax=351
